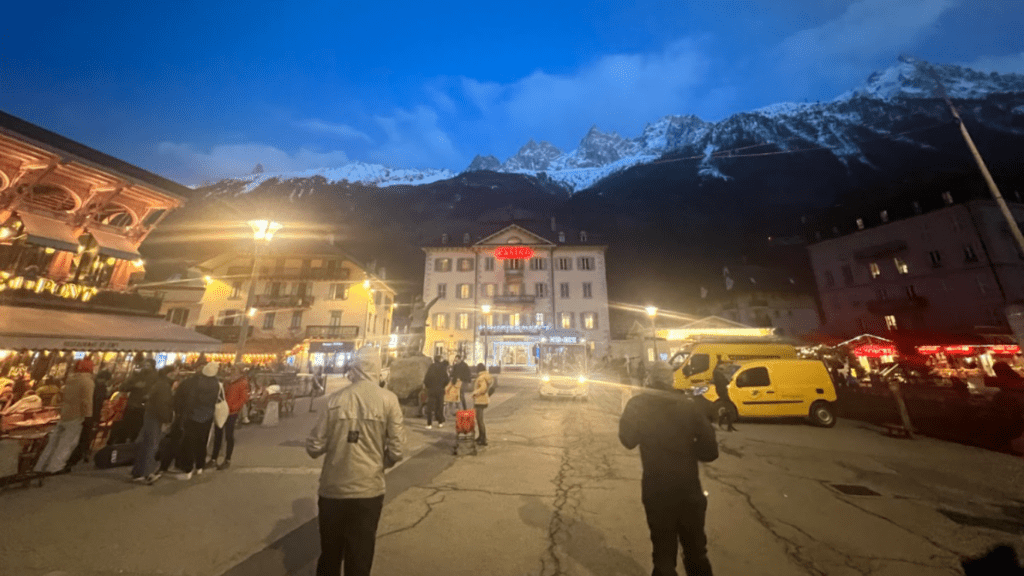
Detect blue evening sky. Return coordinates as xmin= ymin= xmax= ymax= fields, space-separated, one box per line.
xmin=1 ymin=0 xmax=1022 ymax=184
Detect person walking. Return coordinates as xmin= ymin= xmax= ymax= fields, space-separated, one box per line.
xmin=131 ymin=365 xmax=177 ymax=483
xmin=34 ymin=359 xmax=95 ymax=474
xmin=210 ymin=365 xmax=250 ymax=470
xmin=451 ymin=355 xmax=473 ymax=410
xmin=473 ymin=364 xmax=492 ymax=446
xmin=174 ymin=361 xmax=220 ymax=480
xmin=422 ymin=356 xmax=448 ymax=429
xmin=307 ymin=345 xmax=405 ymax=576
xmin=619 ymin=361 xmax=718 ymax=576
xmin=711 ymin=361 xmax=738 ymax=432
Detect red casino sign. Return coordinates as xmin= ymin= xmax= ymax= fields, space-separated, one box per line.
xmin=494 ymin=246 xmax=535 ymax=260
xmin=853 ymin=344 xmax=897 ymax=358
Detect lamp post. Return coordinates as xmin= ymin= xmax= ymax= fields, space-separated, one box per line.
xmin=645 ymin=306 xmax=658 ymax=363
xmin=362 ymin=278 xmax=372 ymax=350
xmin=481 ymin=304 xmax=491 ymax=365
xmin=234 ymin=220 xmax=282 ymax=365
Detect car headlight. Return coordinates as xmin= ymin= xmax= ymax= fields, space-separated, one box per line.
xmin=577 ymin=375 xmax=587 ymax=384
xmin=542 ymin=375 xmax=550 ymax=382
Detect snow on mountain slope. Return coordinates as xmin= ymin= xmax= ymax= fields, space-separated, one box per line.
xmin=223 ymin=163 xmax=455 ymax=194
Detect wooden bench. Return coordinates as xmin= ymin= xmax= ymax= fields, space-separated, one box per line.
xmin=881 ymin=423 xmax=912 ymax=438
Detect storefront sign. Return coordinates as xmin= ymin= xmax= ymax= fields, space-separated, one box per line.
xmin=479 ymin=324 xmax=550 ymax=336
xmin=494 ymin=246 xmax=535 ymax=260
xmin=62 ymin=340 xmax=122 ymax=349
xmin=990 ymin=344 xmax=1021 ymax=355
xmin=853 ymin=344 xmax=897 ymax=357
xmin=546 ymin=336 xmax=578 ymax=344
xmin=308 ymin=341 xmax=355 ymax=353
xmin=944 ymin=345 xmax=974 ymax=355
xmin=916 ymin=346 xmax=943 ymax=355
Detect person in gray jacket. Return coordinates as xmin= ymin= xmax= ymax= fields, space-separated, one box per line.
xmin=307 ymin=345 xmax=406 ymax=576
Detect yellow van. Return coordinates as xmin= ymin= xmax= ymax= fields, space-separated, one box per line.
xmin=702 ymin=359 xmax=838 ymax=427
xmin=670 ymin=341 xmax=798 ymax=391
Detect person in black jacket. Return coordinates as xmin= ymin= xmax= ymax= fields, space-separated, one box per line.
xmin=712 ymin=361 xmax=738 ymax=432
xmin=110 ymin=360 xmax=157 ymax=444
xmin=620 ymin=361 xmax=718 ymax=576
xmin=422 ymin=356 xmax=449 ymax=429
xmin=451 ymin=356 xmax=473 ymax=409
xmin=131 ymin=365 xmax=178 ymax=483
xmin=174 ymin=361 xmax=221 ymax=479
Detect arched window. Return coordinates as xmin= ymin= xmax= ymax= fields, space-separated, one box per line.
xmin=579 ymin=230 xmax=588 ymax=242
xmin=25 ymin=185 xmax=77 ymax=212
xmin=463 ymin=233 xmax=471 ymax=244
xmin=95 ymin=204 xmax=135 ymax=228
xmin=558 ymin=231 xmax=565 ymax=243
xmin=441 ymin=233 xmax=448 ymax=244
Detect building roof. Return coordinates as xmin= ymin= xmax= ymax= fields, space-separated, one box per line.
xmin=421 ymin=221 xmax=606 ymax=248
xmin=0 ymin=110 xmax=191 ymax=200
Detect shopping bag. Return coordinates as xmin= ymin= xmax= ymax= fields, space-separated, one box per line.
xmin=214 ymin=382 xmax=229 ymax=429
xmin=455 ymin=410 xmax=476 ymax=434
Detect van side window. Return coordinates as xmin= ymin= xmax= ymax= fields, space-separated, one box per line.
xmin=688 ymin=354 xmax=710 ymax=375
xmin=736 ymin=367 xmax=770 ymax=388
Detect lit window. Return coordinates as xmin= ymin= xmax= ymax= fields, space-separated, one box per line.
xmin=458 ymin=313 xmax=469 ymax=330
xmin=484 ymin=314 xmax=494 ymax=326
xmin=435 ymin=258 xmax=452 ymax=272
xmin=884 ymin=315 xmax=897 ymax=330
xmin=856 ymin=218 xmax=865 ymax=230
xmin=509 ymin=313 xmax=521 ymax=326
xmin=483 ymin=283 xmax=496 ymax=297
xmin=535 ymin=313 xmax=545 ymax=326
xmin=583 ymin=312 xmax=596 ymax=330
xmin=458 ymin=284 xmax=472 ymax=299
xmin=893 ymin=258 xmax=909 ymax=275
xmin=869 ymin=263 xmax=881 ymax=278
xmin=458 ymin=258 xmax=474 ymax=271
xmin=560 ymin=312 xmax=573 ymax=329
xmin=434 ymin=313 xmax=448 ymax=330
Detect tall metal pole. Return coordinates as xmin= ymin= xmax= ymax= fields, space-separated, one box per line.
xmin=926 ymin=66 xmax=1024 ymax=256
xmin=234 ymin=243 xmax=262 ymax=365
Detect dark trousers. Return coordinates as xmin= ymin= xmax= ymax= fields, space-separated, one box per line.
xmin=643 ymin=493 xmax=713 ymax=576
xmin=317 ymin=495 xmax=385 ymax=576
xmin=475 ymin=405 xmax=487 ymax=443
xmin=213 ymin=413 xmax=239 ymax=461
xmin=131 ymin=412 xmax=163 ymax=479
xmin=66 ymin=417 xmax=96 ymax=466
xmin=109 ymin=406 xmax=145 ymax=445
xmin=158 ymin=418 xmax=184 ymax=472
xmin=176 ymin=418 xmax=212 ymax=473
xmin=425 ymin=392 xmax=445 ymax=425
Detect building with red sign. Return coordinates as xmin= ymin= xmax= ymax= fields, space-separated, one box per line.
xmin=420 ymin=222 xmax=610 ymax=369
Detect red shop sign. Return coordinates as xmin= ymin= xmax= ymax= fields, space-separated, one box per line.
xmin=916 ymin=345 xmax=943 ymax=355
xmin=494 ymin=246 xmax=535 ymax=260
xmin=990 ymin=344 xmax=1021 ymax=355
xmin=944 ymin=345 xmax=974 ymax=355
xmin=853 ymin=344 xmax=897 ymax=357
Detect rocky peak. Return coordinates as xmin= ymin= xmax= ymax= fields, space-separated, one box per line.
xmin=841 ymin=57 xmax=1024 ymax=101
xmin=466 ymin=154 xmax=501 ymax=172
xmin=502 ymin=139 xmax=564 ymax=172
xmin=574 ymin=125 xmax=628 ymax=167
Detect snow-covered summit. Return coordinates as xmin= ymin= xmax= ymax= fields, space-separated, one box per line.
xmin=837 ymin=55 xmax=1024 ymax=101
xmin=223 ymin=161 xmax=455 ymax=194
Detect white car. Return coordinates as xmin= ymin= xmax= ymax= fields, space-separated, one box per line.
xmin=538 ymin=372 xmax=590 ymax=400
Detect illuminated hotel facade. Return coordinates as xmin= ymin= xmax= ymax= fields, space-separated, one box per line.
xmin=421 ymin=223 xmax=611 ymax=370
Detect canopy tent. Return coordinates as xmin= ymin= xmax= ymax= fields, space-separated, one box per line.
xmin=85 ymin=227 xmax=141 ymax=261
xmin=0 ymin=305 xmax=220 ymax=352
xmin=14 ymin=211 xmax=80 ymax=253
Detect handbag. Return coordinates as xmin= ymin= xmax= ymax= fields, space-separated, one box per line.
xmin=214 ymin=382 xmax=229 ymax=428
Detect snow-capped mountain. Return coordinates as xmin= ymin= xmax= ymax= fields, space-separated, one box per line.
xmin=218 ymin=162 xmax=455 ymax=194
xmin=477 ymin=56 xmax=1024 ymax=191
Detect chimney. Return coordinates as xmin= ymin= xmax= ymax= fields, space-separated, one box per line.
xmin=550 ymin=217 xmax=556 ymax=232
xmin=379 ymin=267 xmax=386 ymax=280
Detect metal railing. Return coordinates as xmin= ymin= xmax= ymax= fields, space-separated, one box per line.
xmin=306 ymin=325 xmax=360 ymax=339
xmin=253 ymin=294 xmax=315 ymax=309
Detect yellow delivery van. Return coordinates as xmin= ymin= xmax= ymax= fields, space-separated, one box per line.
xmin=670 ymin=341 xmax=798 ymax=391
xmin=703 ymin=359 xmax=838 ymax=427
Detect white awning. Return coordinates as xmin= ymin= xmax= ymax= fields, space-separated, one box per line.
xmin=86 ymin=227 xmax=141 ymax=261
xmin=0 ymin=305 xmax=221 ymax=352
xmin=16 ymin=211 xmax=80 ymax=253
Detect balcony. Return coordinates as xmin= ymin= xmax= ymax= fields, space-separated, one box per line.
xmin=494 ymin=294 xmax=536 ymax=305
xmin=258 ymin=268 xmax=353 ymax=281
xmin=195 ymin=324 xmax=254 ymax=343
xmin=254 ymin=294 xmax=315 ymax=309
xmin=0 ymin=286 xmax=163 ymax=316
xmin=306 ymin=325 xmax=360 ymax=340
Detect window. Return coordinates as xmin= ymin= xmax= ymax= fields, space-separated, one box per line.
xmin=509 ymin=313 xmax=521 ymax=326
xmin=875 ymin=288 xmax=887 ymax=301
xmin=166 ymin=308 xmax=190 ymax=326
xmin=579 ymin=231 xmax=588 ymax=242
xmin=893 ymin=257 xmax=909 ymax=275
xmin=578 ymin=257 xmax=595 ymax=270
xmin=505 ymin=258 xmax=523 ymax=270
xmin=329 ymin=284 xmax=349 ymax=300
xmin=884 ymin=315 xmax=898 ymax=330
xmin=582 ymin=312 xmax=597 ymax=330
xmin=434 ymin=313 xmax=448 ymax=330
xmin=218 ymin=309 xmax=239 ymax=326
xmin=824 ymin=271 xmax=835 ymax=288
xmin=330 ymin=311 xmax=342 ymax=326
xmin=457 ymin=258 xmax=474 ymax=271
xmin=458 ymin=313 xmax=470 ymax=330
xmin=558 ymin=231 xmax=566 ymax=243
xmin=435 ymin=258 xmax=452 ymax=272
xmin=230 ymin=280 xmax=243 ymax=299
xmin=736 ymin=367 xmax=770 ymax=388
xmin=560 ymin=283 xmax=570 ymax=298
xmin=530 ymin=258 xmax=547 ymax=271
xmin=368 ymin=314 xmax=375 ymax=333
xmin=856 ymin=218 xmax=865 ymax=230
xmin=484 ymin=257 xmax=495 ymax=271
xmin=557 ymin=257 xmax=572 ymax=271
xmin=505 ymin=283 xmax=522 ymax=296
xmin=292 ymin=282 xmax=309 ymax=297
xmin=559 ymin=312 xmax=573 ymax=329
xmin=263 ymin=312 xmax=275 ymax=330
xmin=266 ymin=281 xmax=283 ymax=296
xmin=375 ymin=292 xmax=383 ymax=306
xmin=437 ymin=284 xmax=447 ymax=299
xmin=483 ymin=283 xmax=496 ymax=297
xmin=906 ymin=285 xmax=918 ymax=298
xmin=484 ymin=314 xmax=494 ymax=326
xmin=943 ymin=191 xmax=953 ymax=205
xmin=964 ymin=245 xmax=978 ymax=263
xmin=929 ymin=250 xmax=942 ymax=267
xmin=290 ymin=311 xmax=303 ymax=329
xmin=880 ymin=210 xmax=889 ymax=223
xmin=535 ymin=312 xmax=546 ymax=326
xmin=463 ymin=233 xmax=471 ymax=244
xmin=841 ymin=265 xmax=854 ymax=286
xmin=582 ymin=282 xmax=593 ymax=298
xmin=869 ymin=263 xmax=881 ymax=278
xmin=535 ymin=283 xmax=548 ymax=298
xmin=457 ymin=284 xmax=472 ymax=299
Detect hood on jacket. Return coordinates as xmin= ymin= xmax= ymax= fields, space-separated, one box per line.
xmin=348 ymin=346 xmax=381 ymax=386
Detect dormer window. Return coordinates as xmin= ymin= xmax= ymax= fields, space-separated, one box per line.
xmin=441 ymin=233 xmax=448 ymax=245
xmin=579 ymin=230 xmax=588 ymax=242
xmin=912 ymin=201 xmax=922 ymax=214
xmin=942 ymin=191 xmax=953 ymax=205
xmin=463 ymin=233 xmax=471 ymax=244
xmin=856 ymin=218 xmax=865 ymax=230
xmin=880 ymin=210 xmax=888 ymax=223
xmin=558 ymin=231 xmax=565 ymax=243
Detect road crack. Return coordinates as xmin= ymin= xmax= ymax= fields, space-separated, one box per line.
xmin=376 ymin=489 xmax=445 ymax=540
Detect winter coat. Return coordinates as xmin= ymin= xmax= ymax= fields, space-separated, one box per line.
xmin=619 ymin=392 xmax=718 ymax=499
xmin=452 ymin=361 xmax=473 ymax=391
xmin=60 ymin=372 xmax=94 ymax=422
xmin=144 ymin=374 xmax=175 ymax=424
xmin=187 ymin=373 xmax=220 ymax=423
xmin=423 ymin=362 xmax=449 ymax=393
xmin=225 ymin=377 xmax=250 ymax=414
xmin=307 ymin=346 xmax=406 ymax=499
xmin=473 ymin=371 xmax=493 ymax=406
xmin=444 ymin=382 xmax=461 ymax=403
xmin=121 ymin=368 xmax=157 ymax=410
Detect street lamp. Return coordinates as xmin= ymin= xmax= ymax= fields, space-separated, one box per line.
xmin=645 ymin=305 xmax=659 ymax=363
xmin=234 ymin=220 xmax=282 ymax=365
xmin=480 ymin=304 xmax=492 ymax=364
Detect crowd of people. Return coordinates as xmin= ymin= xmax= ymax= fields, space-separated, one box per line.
xmin=421 ymin=354 xmax=493 ymax=445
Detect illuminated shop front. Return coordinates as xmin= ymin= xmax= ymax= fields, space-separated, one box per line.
xmin=475 ymin=325 xmax=586 ymax=372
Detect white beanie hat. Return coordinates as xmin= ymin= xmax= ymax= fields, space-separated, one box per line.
xmin=202 ymin=361 xmax=220 ymax=377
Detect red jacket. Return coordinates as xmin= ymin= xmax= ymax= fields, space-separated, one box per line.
xmin=226 ymin=377 xmax=250 ymax=414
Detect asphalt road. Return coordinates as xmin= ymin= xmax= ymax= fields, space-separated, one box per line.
xmin=2 ymin=373 xmax=1023 ymax=576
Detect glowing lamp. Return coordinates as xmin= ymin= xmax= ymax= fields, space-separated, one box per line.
xmin=481 ymin=304 xmax=491 ymax=314
xmin=0 ymin=227 xmax=11 ymax=239
xmin=133 ymin=258 xmax=145 ymax=267
xmin=645 ymin=306 xmax=658 ymax=318
xmin=248 ymin=220 xmax=282 ymax=242
xmin=494 ymin=246 xmax=534 ymax=260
